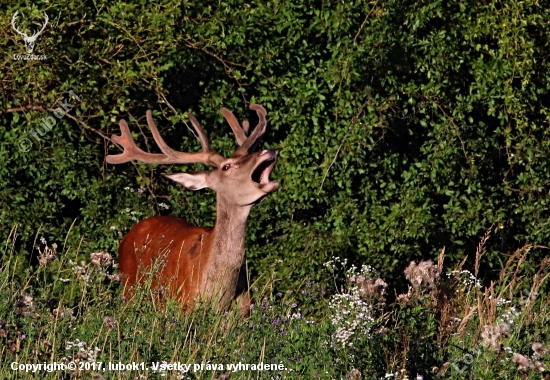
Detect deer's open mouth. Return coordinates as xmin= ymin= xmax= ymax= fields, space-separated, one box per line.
xmin=252 ymin=158 xmax=275 ymax=184
xmin=251 ymin=152 xmax=279 ymax=191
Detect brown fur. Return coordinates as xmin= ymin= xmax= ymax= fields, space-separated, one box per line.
xmin=119 ymin=216 xmax=214 ymax=305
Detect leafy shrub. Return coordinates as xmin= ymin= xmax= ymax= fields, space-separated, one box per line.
xmin=1 ymin=0 xmax=550 ymax=291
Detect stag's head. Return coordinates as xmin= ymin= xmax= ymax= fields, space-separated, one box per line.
xmin=106 ymin=105 xmax=280 ymax=207
xmin=11 ymin=11 xmax=49 ymax=53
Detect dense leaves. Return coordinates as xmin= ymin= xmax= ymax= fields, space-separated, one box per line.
xmin=1 ymin=0 xmax=549 ymax=288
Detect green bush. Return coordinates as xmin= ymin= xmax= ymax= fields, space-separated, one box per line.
xmin=1 ymin=0 xmax=550 ymax=298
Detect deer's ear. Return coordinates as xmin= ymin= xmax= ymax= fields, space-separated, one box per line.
xmin=163 ymin=172 xmax=209 ymax=190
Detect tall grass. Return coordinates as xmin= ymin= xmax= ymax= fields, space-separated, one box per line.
xmin=0 ymin=224 xmax=549 ymax=379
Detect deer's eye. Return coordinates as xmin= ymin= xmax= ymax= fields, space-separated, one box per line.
xmin=222 ymin=164 xmax=231 ymax=171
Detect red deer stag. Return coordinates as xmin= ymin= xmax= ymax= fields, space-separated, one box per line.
xmin=106 ymin=104 xmax=279 ymax=315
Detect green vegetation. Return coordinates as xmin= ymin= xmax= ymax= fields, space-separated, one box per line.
xmin=0 ymin=227 xmax=549 ymax=379
xmin=2 ymin=0 xmax=550 ymax=283
xmin=1 ymin=0 xmax=550 ymax=378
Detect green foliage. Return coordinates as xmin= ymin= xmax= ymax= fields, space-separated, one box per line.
xmin=2 ymin=229 xmax=549 ymax=379
xmin=0 ymin=229 xmax=344 ymax=379
xmin=4 ymin=0 xmax=550 ymax=378
xmin=1 ymin=0 xmax=550 ymax=304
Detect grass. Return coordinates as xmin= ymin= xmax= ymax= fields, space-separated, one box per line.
xmin=0 ymin=224 xmax=549 ymax=379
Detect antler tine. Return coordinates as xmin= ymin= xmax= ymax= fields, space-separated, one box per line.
xmin=184 ymin=112 xmax=225 ymax=166
xmin=187 ymin=112 xmax=213 ymax=152
xmin=106 ymin=119 xmax=170 ymax=164
xmin=242 ymin=120 xmax=250 ymax=135
xmin=235 ymin=104 xmax=267 ymax=155
xmin=106 ymin=111 xmax=225 ymax=167
xmin=220 ymin=108 xmax=247 ymax=145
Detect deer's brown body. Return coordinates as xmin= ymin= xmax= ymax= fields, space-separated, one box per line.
xmin=107 ymin=105 xmax=279 ymax=314
xmin=118 ymin=216 xmax=213 ymax=305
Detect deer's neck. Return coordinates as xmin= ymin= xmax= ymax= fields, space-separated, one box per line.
xmin=201 ymin=198 xmax=251 ymax=307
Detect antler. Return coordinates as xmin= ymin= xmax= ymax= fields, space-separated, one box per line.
xmin=33 ymin=13 xmax=49 ymax=38
xmin=235 ymin=104 xmax=267 ymax=155
xmin=221 ymin=104 xmax=267 ymax=156
xmin=106 ymin=111 xmax=225 ymax=167
xmin=11 ymin=12 xmax=48 ymax=38
xmin=11 ymin=12 xmax=28 ymax=38
xmin=107 ymin=105 xmax=268 ymax=166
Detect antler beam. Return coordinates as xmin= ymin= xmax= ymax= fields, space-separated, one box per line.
xmin=11 ymin=12 xmax=27 ymax=38
xmin=106 ymin=111 xmax=225 ymax=167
